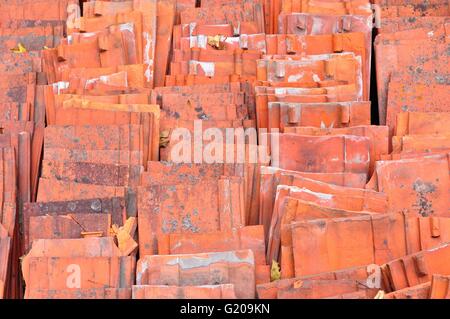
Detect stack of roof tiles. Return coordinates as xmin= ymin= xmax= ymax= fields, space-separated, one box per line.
xmin=0 ymin=0 xmax=448 ymax=299
xmin=369 ymin=0 xmax=450 ymax=299
xmin=0 ymin=0 xmax=73 ymax=299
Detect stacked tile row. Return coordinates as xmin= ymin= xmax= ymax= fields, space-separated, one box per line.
xmin=135 ymin=0 xmax=269 ymax=299
xmin=0 ymin=0 xmax=73 ymax=299
xmin=0 ymin=0 xmax=447 ymax=299
xmin=22 ymin=0 xmax=161 ymax=299
xmin=370 ymin=0 xmax=450 ymax=299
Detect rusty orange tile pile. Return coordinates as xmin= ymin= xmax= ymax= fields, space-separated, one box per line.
xmin=0 ymin=0 xmax=448 ymax=299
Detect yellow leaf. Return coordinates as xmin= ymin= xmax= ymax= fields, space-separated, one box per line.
xmin=270 ymin=260 xmax=281 ymax=281
xmin=160 ymin=130 xmax=171 ymax=148
xmin=11 ymin=43 xmax=27 ymax=53
xmin=111 ymin=217 xmax=138 ymax=256
xmin=207 ymin=35 xmax=226 ymax=50
xmin=374 ymin=290 xmax=385 ymax=299
xmin=293 ymin=280 xmax=303 ymax=289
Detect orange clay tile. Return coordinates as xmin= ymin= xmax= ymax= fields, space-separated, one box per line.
xmin=135 ymin=250 xmax=256 ymax=298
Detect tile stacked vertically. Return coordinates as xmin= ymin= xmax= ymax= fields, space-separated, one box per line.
xmin=0 ymin=0 xmax=71 ymax=299
xmin=370 ymin=0 xmax=450 ymax=299
xmin=0 ymin=0 xmax=447 ymax=300
xmin=22 ymin=0 xmax=162 ymax=298
xmin=134 ymin=0 xmax=270 ymax=299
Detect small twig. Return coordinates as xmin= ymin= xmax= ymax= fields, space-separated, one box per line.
xmin=67 ymin=214 xmax=87 ymax=232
